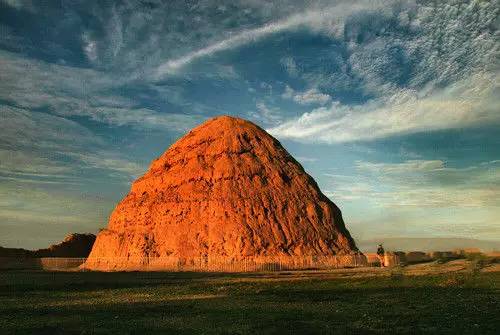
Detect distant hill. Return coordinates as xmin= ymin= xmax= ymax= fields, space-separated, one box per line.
xmin=357 ymin=237 xmax=500 ymax=253
xmin=0 ymin=246 xmax=32 ymax=258
xmin=0 ymin=233 xmax=96 ymax=258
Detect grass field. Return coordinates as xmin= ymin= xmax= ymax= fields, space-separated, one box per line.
xmin=0 ymin=261 xmax=499 ymax=334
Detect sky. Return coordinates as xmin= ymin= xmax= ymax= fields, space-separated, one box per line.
xmin=0 ymin=0 xmax=499 ymax=249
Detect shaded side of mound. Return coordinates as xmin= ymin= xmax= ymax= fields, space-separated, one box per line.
xmin=0 ymin=233 xmax=96 ymax=258
xmin=34 ymin=233 xmax=96 ymax=257
xmin=86 ymin=116 xmax=359 ymax=270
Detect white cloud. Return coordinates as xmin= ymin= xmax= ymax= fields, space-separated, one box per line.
xmin=82 ymin=32 xmax=98 ymax=62
xmin=154 ymin=1 xmax=386 ymax=77
xmin=89 ymin=107 xmax=201 ymax=131
xmin=108 ymin=5 xmax=124 ymax=59
xmin=66 ymin=152 xmax=146 ymax=180
xmin=345 ymin=0 xmax=499 ymax=97
xmin=0 ymin=50 xmax=115 ymax=113
xmin=326 ymin=159 xmax=500 ymax=209
xmin=294 ymin=89 xmax=331 ymax=105
xmin=294 ymin=88 xmax=331 ymax=105
xmin=155 ymin=13 xmax=309 ymax=76
xmin=356 ymin=160 xmax=445 ymax=174
xmin=281 ymin=85 xmax=294 ymax=99
xmin=281 ymin=57 xmax=299 ymax=77
xmin=268 ymin=0 xmax=499 ymax=143
xmin=0 ymin=149 xmax=71 ymax=177
xmin=324 ymin=162 xmax=500 ymax=240
xmin=372 ymin=187 xmax=499 ymax=208
xmin=295 ymin=156 xmax=318 ymax=163
xmin=269 ymin=72 xmax=499 ymax=143
xmin=1 ymin=0 xmax=35 ymax=12
xmin=0 ymin=50 xmax=198 ymax=131
xmin=250 ymin=101 xmax=283 ymax=125
xmin=281 ymin=85 xmax=331 ymax=105
xmin=0 ymin=105 xmax=146 ymax=183
xmin=0 ymin=105 xmax=101 ymax=150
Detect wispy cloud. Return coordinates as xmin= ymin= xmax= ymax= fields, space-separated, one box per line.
xmin=280 ymin=56 xmax=299 ymax=77
xmin=68 ymin=152 xmax=147 ymax=180
xmin=155 ymin=12 xmax=312 ymax=76
xmin=0 ymin=105 xmax=101 ymax=151
xmin=269 ymin=72 xmax=499 ymax=143
xmin=90 ymin=107 xmax=201 ymax=131
xmin=295 ymin=156 xmax=318 ymax=163
xmin=1 ymin=0 xmax=35 ymax=12
xmin=250 ymin=101 xmax=283 ymax=125
xmin=326 ymin=159 xmax=500 ymax=209
xmin=1 ymin=0 xmax=498 ymax=246
xmin=323 ymin=158 xmax=500 ymax=239
xmin=0 ymin=149 xmax=71 ymax=177
xmin=269 ymin=0 xmax=499 ymax=143
xmin=356 ymin=160 xmax=445 ymax=174
xmin=0 ymin=105 xmax=145 ymax=184
xmin=0 ymin=181 xmax=115 ymax=248
xmin=82 ymin=32 xmax=98 ymax=62
xmin=0 ymin=50 xmax=199 ymax=131
xmin=154 ymin=1 xmax=385 ymax=77
xmin=282 ymin=85 xmax=331 ymax=105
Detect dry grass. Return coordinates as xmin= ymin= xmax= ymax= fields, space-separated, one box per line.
xmin=0 ymin=261 xmax=498 ymax=334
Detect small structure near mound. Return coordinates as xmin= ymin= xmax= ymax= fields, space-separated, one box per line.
xmin=85 ymin=116 xmax=362 ymax=271
xmin=0 ymin=233 xmax=96 ymax=270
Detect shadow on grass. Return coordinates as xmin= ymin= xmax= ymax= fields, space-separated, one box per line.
xmin=2 ymin=284 xmax=499 ymax=334
xmin=0 ymin=270 xmax=270 ymax=293
xmin=0 ymin=269 xmax=374 ymax=293
xmin=1 ymin=271 xmax=499 ymax=334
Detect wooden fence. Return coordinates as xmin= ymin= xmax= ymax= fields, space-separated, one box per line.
xmin=0 ymin=254 xmax=407 ymax=272
xmin=82 ymin=254 xmax=371 ymax=272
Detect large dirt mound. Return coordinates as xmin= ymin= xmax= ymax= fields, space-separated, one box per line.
xmin=0 ymin=233 xmax=96 ymax=258
xmin=85 ymin=116 xmax=358 ymax=270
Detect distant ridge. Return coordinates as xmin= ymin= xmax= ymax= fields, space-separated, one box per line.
xmin=357 ymin=237 xmax=499 ymax=253
xmin=0 ymin=233 xmax=96 ymax=258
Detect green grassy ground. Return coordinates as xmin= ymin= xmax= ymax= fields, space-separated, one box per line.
xmin=0 ymin=267 xmax=499 ymax=334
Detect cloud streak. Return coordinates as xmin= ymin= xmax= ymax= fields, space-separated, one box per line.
xmin=327 ymin=159 xmax=500 ymax=209
xmin=269 ymin=72 xmax=499 ymax=143
xmin=155 ymin=1 xmax=385 ymax=77
xmin=0 ymin=50 xmax=199 ymax=131
xmin=269 ymin=0 xmax=499 ymax=143
xmin=282 ymin=85 xmax=331 ymax=105
xmin=155 ymin=12 xmax=311 ymax=76
xmin=0 ymin=105 xmax=146 ymax=184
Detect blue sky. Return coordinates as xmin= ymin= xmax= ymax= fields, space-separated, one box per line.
xmin=0 ymin=0 xmax=499 ymax=249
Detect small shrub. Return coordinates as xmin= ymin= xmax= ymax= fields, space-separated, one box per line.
xmin=389 ymin=266 xmax=405 ymax=282
xmin=465 ymin=252 xmax=494 ymax=274
xmin=464 ymin=252 xmax=485 ymax=262
xmin=438 ymin=274 xmax=468 ymax=287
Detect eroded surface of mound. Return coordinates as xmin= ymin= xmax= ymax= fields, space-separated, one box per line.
xmin=86 ymin=116 xmax=358 ymax=269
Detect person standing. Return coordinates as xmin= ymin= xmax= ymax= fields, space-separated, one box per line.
xmin=377 ymin=244 xmax=385 ymax=267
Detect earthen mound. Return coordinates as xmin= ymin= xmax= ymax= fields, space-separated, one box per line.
xmin=34 ymin=233 xmax=96 ymax=257
xmin=0 ymin=233 xmax=96 ymax=258
xmin=85 ymin=116 xmax=359 ymax=270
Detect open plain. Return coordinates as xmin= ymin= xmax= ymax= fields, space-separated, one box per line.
xmin=1 ymin=259 xmax=498 ymax=334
